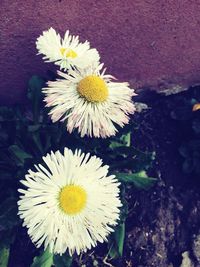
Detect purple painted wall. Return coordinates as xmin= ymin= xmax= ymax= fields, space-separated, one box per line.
xmin=1 ymin=0 xmax=200 ymax=104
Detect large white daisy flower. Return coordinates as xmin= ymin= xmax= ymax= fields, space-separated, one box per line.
xmin=36 ymin=27 xmax=100 ymax=70
xmin=43 ymin=63 xmax=136 ymax=138
xmin=18 ymin=148 xmax=121 ymax=255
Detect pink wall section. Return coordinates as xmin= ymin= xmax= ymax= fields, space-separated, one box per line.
xmin=1 ymin=0 xmax=200 ymax=104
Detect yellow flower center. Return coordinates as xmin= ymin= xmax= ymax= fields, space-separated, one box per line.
xmin=59 ymin=185 xmax=87 ymax=215
xmin=60 ymin=48 xmax=77 ymax=59
xmin=77 ymin=75 xmax=108 ymax=103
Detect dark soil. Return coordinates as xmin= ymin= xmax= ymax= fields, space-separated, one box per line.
xmin=8 ymin=89 xmax=200 ymax=267
xmin=122 ymin=90 xmax=200 ymax=267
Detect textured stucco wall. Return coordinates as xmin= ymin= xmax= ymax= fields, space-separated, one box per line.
xmin=1 ymin=0 xmax=200 ymax=104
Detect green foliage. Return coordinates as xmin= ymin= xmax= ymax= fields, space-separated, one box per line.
xmin=115 ymin=171 xmax=157 ymax=190
xmin=28 ymin=75 xmax=46 ymax=123
xmin=8 ymin=145 xmax=33 ymax=166
xmin=109 ymin=132 xmax=131 ymax=148
xmin=107 ymin=170 xmax=156 ymax=260
xmin=31 ymin=249 xmax=53 ymax=267
xmin=0 ymin=223 xmax=16 ymax=267
xmin=0 ymin=75 xmax=156 ymax=265
xmin=31 ymin=250 xmax=72 ymax=267
xmin=0 ymin=246 xmax=9 ymax=267
xmin=108 ymin=132 xmax=155 ymax=172
xmin=108 ymin=223 xmax=125 ymax=259
xmin=53 ymin=254 xmax=72 ymax=267
xmin=0 ymin=197 xmax=18 ymax=230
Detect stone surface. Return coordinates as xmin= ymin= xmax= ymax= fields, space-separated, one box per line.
xmin=180 ymin=252 xmax=194 ymax=267
xmin=193 ymin=234 xmax=200 ymax=264
xmin=1 ymin=0 xmax=200 ymax=104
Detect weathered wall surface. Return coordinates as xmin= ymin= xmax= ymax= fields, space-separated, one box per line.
xmin=1 ymin=0 xmax=200 ymax=104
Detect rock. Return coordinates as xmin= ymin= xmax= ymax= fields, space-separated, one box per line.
xmin=180 ymin=252 xmax=194 ymax=267
xmin=193 ymin=234 xmax=200 ymax=264
xmin=1 ymin=1 xmax=200 ymax=104
xmin=135 ymin=102 xmax=149 ymax=113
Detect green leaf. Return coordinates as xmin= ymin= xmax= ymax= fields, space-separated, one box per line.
xmin=120 ymin=132 xmax=131 ymax=147
xmin=28 ymin=75 xmax=45 ymax=123
xmin=28 ymin=124 xmax=41 ymax=132
xmin=115 ymin=171 xmax=157 ymax=190
xmin=0 ymin=246 xmax=9 ymax=267
xmin=0 ymin=197 xmax=19 ymax=230
xmin=32 ymin=133 xmax=44 ymax=155
xmin=31 ymin=249 xmax=53 ymax=267
xmin=110 ymin=147 xmax=155 ymax=172
xmin=53 ymin=254 xmax=72 ymax=267
xmin=109 ymin=141 xmax=123 ymax=149
xmin=109 ymin=223 xmax=125 ymax=259
xmin=8 ymin=145 xmax=32 ymax=165
xmin=109 ymin=133 xmax=131 ymax=149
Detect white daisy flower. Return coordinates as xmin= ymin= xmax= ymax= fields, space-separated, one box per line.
xmin=18 ymin=148 xmax=121 ymax=255
xmin=43 ymin=63 xmax=136 ymax=138
xmin=36 ymin=27 xmax=100 ymax=70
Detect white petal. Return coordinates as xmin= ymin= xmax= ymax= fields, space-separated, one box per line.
xmin=18 ymin=148 xmax=121 ymax=255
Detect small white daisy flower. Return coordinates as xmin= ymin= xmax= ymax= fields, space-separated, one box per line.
xmin=43 ymin=63 xmax=136 ymax=138
xmin=36 ymin=27 xmax=100 ymax=70
xmin=18 ymin=148 xmax=121 ymax=255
